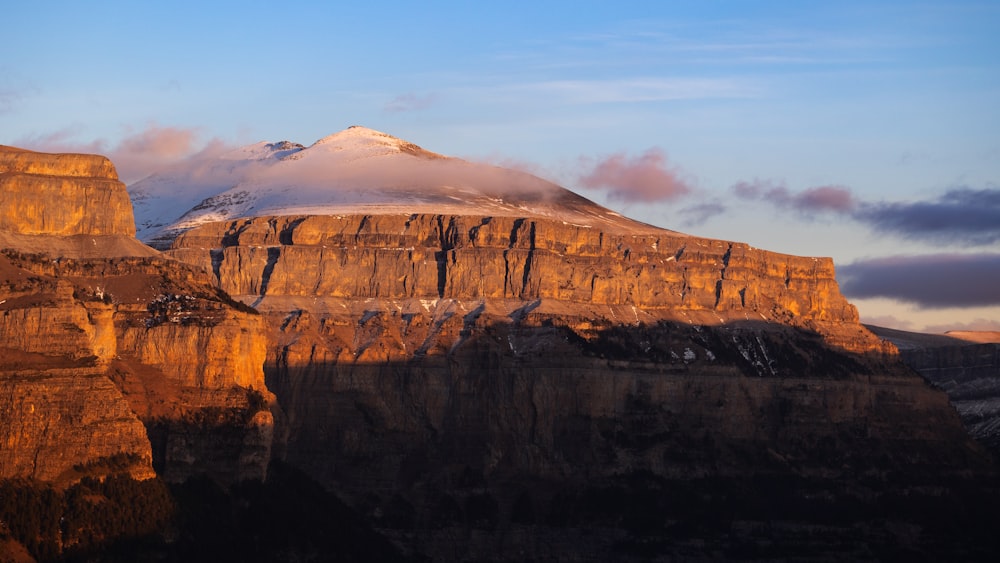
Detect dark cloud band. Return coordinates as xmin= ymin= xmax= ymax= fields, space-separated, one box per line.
xmin=838 ymin=253 xmax=1000 ymax=308
xmin=855 ymin=188 xmax=1000 ymax=245
xmin=732 ymin=181 xmax=1000 ymax=247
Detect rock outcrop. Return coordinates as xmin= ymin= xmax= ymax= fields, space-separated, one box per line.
xmin=0 ymin=146 xmax=273 ymax=487
xmin=171 ymin=213 xmax=885 ymax=355
xmin=0 ymin=145 xmax=135 ymax=237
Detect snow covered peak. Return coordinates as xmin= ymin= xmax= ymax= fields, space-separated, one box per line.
xmin=308 ymin=125 xmax=445 ymax=160
xmin=128 ymin=126 xmax=668 ymax=249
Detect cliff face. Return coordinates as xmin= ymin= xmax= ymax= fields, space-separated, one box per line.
xmin=0 ymin=146 xmax=272 ymax=487
xmin=0 ymin=253 xmax=153 ymax=483
xmin=868 ymin=326 xmax=1000 ymax=452
xmin=166 ymin=212 xmax=993 ymax=560
xmin=0 ymin=145 xmax=135 ymax=237
xmin=171 ymin=213 xmax=883 ymax=355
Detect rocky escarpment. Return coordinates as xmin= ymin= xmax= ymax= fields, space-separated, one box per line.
xmin=171 ymin=213 xmax=884 ymax=355
xmin=910 ymin=342 xmax=1000 ymax=449
xmin=0 ymin=251 xmax=153 ymax=484
xmin=0 ymin=147 xmax=273 ymax=488
xmin=0 ymin=251 xmax=273 ymax=486
xmin=165 ymin=213 xmax=999 ymax=560
xmin=0 ymin=145 xmax=136 ymax=237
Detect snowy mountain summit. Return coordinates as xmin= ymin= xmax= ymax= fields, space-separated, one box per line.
xmin=129 ymin=126 xmax=663 ymax=248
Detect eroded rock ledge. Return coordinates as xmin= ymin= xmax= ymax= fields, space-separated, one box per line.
xmin=170 ymin=213 xmax=886 ymax=354
xmin=0 ymin=145 xmax=136 ymax=237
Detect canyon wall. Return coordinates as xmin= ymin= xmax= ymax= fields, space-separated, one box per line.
xmin=0 ymin=145 xmax=135 ymax=237
xmin=0 ymin=147 xmax=272 ymax=486
xmin=3 ymin=143 xmax=996 ymax=559
xmin=171 ymin=213 xmax=884 ymax=355
xmin=0 ymin=260 xmax=153 ymax=483
xmin=166 ymin=213 xmax=994 ymax=560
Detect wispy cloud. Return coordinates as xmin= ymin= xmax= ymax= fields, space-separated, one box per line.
xmin=732 ymin=179 xmax=857 ymax=214
xmin=838 ymin=253 xmax=1000 ymax=308
xmin=733 ymin=181 xmax=1000 ymax=246
xmin=678 ymin=202 xmax=726 ymax=227
xmin=13 ymin=126 xmax=106 ymax=153
xmin=0 ymin=70 xmax=38 ymax=115
xmin=578 ymin=148 xmax=693 ymax=203
xmin=0 ymin=87 xmax=20 ymax=114
xmin=383 ymin=92 xmax=439 ymax=113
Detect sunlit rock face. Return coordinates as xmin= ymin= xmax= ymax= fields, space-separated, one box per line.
xmin=2 ymin=137 xmax=996 ymax=559
xmin=0 ymin=145 xmax=136 ymax=237
xmin=0 ymin=255 xmax=154 ymax=483
xmin=0 ymin=146 xmax=273 ymax=486
xmin=170 ymin=212 xmax=886 ymax=355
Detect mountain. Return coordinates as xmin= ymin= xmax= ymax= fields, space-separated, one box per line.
xmin=131 ymin=126 xmax=661 ymax=249
xmin=155 ymin=128 xmax=997 ymax=559
xmin=3 ymin=136 xmax=999 ymax=560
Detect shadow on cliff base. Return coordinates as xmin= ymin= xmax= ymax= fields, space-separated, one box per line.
xmin=262 ymin=317 xmax=1000 ymax=561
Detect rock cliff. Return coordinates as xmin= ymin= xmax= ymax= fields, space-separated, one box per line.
xmin=0 ymin=145 xmax=135 ymax=237
xmin=0 ymin=146 xmax=272 ymax=487
xmin=165 ymin=212 xmax=994 ymax=560
xmin=0 ymin=252 xmax=154 ymax=484
xmin=170 ymin=213 xmax=884 ymax=355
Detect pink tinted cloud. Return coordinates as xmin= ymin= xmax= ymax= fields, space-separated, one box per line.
xmin=731 ymin=179 xmax=856 ymax=214
xmin=14 ymin=123 xmax=229 ymax=183
xmin=794 ymin=185 xmax=856 ymax=212
xmin=109 ymin=125 xmax=217 ymax=181
xmin=12 ymin=126 xmax=107 ymax=154
xmin=578 ymin=148 xmax=692 ymax=203
xmin=116 ymin=125 xmax=198 ymax=159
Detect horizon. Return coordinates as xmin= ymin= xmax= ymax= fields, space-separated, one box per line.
xmin=2 ymin=1 xmax=997 ymax=333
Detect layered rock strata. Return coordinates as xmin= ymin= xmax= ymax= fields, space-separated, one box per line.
xmin=0 ymin=252 xmax=154 ymax=483
xmin=0 ymin=145 xmax=135 ymax=237
xmin=0 ymin=146 xmax=272 ymax=486
xmin=166 ymin=212 xmax=993 ymax=560
xmin=171 ymin=213 xmax=886 ymax=355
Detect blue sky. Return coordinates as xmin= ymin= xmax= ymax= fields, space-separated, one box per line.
xmin=3 ymin=1 xmax=998 ymax=332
